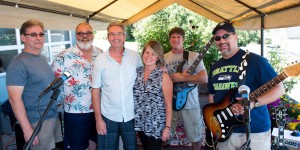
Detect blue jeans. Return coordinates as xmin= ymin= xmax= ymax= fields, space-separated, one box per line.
xmin=97 ymin=116 xmax=136 ymax=150
xmin=64 ymin=112 xmax=97 ymax=150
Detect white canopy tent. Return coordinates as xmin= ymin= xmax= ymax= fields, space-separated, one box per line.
xmin=0 ymin=0 xmax=299 ymax=30
xmin=0 ymin=0 xmax=300 ymax=55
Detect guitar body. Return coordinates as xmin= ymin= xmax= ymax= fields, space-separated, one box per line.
xmin=172 ymin=82 xmax=196 ymax=111
xmin=203 ymin=88 xmax=245 ymax=142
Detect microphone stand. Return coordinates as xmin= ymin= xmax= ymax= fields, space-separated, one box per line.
xmin=239 ymin=98 xmax=251 ymax=150
xmin=23 ymin=89 xmax=60 ymax=150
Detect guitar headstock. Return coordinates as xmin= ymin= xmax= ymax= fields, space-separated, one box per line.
xmin=283 ymin=61 xmax=300 ymax=77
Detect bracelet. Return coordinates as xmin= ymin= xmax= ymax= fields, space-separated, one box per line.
xmin=165 ymin=126 xmax=171 ymax=130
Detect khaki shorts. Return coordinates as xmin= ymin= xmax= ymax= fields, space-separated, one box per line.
xmin=171 ymin=107 xmax=204 ymax=142
xmin=217 ymin=129 xmax=271 ymax=150
xmin=30 ymin=116 xmax=63 ymax=150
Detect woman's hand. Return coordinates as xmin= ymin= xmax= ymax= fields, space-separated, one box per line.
xmin=161 ymin=127 xmax=171 ymax=142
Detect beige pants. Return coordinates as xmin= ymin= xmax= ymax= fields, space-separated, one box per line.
xmin=217 ymin=129 xmax=271 ymax=150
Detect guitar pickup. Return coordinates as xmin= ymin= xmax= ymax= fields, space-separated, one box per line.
xmin=217 ymin=114 xmax=222 ymax=123
xmin=221 ymin=111 xmax=228 ymax=120
xmin=226 ymin=108 xmax=233 ymax=117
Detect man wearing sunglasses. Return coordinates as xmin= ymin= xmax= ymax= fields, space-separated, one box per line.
xmin=6 ymin=19 xmax=63 ymax=149
xmin=52 ymin=22 xmax=102 ymax=150
xmin=207 ymin=22 xmax=284 ymax=150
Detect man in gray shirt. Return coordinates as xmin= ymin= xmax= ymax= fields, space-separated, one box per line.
xmin=6 ymin=19 xmax=62 ymax=150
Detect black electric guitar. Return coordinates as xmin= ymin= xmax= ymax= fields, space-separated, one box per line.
xmin=271 ymin=102 xmax=288 ymax=150
xmin=203 ymin=62 xmax=300 ymax=142
xmin=172 ymin=37 xmax=214 ymax=111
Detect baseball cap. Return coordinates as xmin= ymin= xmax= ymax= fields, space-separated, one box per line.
xmin=212 ymin=21 xmax=235 ymax=34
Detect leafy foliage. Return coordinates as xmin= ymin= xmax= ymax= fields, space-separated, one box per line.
xmin=267 ymin=50 xmax=300 ymax=93
xmin=236 ymin=30 xmax=260 ymax=46
xmin=268 ymin=94 xmax=300 ymax=131
xmin=131 ymin=4 xmax=260 ymax=72
xmin=132 ymin=4 xmax=219 ymax=71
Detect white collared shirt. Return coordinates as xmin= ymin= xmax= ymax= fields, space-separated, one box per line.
xmin=92 ymin=48 xmax=142 ymax=122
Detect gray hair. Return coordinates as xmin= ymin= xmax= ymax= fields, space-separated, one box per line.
xmin=107 ymin=22 xmax=126 ymax=32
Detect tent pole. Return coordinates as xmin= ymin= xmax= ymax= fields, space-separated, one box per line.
xmin=234 ymin=0 xmax=266 ymax=56
xmin=261 ymin=15 xmax=265 ymax=56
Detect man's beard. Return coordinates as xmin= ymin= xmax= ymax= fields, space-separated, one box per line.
xmin=76 ymin=40 xmax=93 ymax=50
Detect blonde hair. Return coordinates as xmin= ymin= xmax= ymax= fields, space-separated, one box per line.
xmin=142 ymin=40 xmax=165 ymax=67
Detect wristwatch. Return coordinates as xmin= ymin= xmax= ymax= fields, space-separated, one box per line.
xmin=254 ymin=99 xmax=260 ymax=107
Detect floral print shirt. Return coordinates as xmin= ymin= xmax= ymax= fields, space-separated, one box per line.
xmin=51 ymin=45 xmax=102 ymax=113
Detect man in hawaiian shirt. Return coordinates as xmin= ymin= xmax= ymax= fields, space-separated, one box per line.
xmin=52 ymin=22 xmax=102 ymax=150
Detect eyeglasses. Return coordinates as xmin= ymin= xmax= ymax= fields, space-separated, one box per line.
xmin=24 ymin=33 xmax=45 ymax=37
xmin=76 ymin=32 xmax=93 ymax=37
xmin=108 ymin=32 xmax=124 ymax=37
xmin=214 ymin=33 xmax=233 ymax=41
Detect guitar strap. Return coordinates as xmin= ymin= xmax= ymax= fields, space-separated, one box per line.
xmin=183 ymin=50 xmax=189 ymax=63
xmin=237 ymin=50 xmax=250 ymax=86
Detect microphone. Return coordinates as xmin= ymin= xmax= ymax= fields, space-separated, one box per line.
xmin=238 ymin=85 xmax=250 ymax=101
xmin=238 ymin=85 xmax=252 ymax=133
xmin=38 ymin=67 xmax=75 ymax=98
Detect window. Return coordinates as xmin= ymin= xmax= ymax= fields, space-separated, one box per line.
xmin=41 ymin=47 xmax=50 ymax=63
xmin=0 ymin=28 xmax=16 ymax=46
xmin=65 ymin=44 xmax=71 ymax=49
xmin=0 ymin=50 xmax=18 ymax=69
xmin=50 ymin=30 xmax=70 ymax=42
xmin=44 ymin=30 xmax=49 ymax=43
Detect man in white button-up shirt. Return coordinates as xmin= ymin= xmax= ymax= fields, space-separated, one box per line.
xmin=91 ymin=22 xmax=142 ymax=150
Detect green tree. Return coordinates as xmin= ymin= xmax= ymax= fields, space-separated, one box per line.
xmin=126 ymin=25 xmax=135 ymax=42
xmin=132 ymin=4 xmax=260 ymax=72
xmin=267 ymin=50 xmax=300 ymax=93
xmin=132 ymin=4 xmax=219 ymax=71
xmin=236 ymin=30 xmax=260 ymax=46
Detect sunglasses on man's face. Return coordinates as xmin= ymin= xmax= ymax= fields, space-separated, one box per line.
xmin=76 ymin=31 xmax=93 ymax=37
xmin=24 ymin=32 xmax=45 ymax=37
xmin=214 ymin=33 xmax=233 ymax=41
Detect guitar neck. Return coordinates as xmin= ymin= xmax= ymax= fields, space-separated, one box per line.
xmin=186 ymin=37 xmax=214 ymax=75
xmin=249 ymin=72 xmax=287 ymax=102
